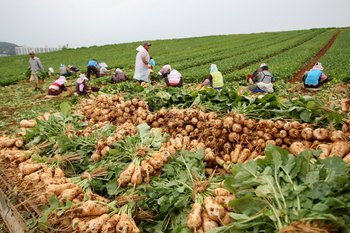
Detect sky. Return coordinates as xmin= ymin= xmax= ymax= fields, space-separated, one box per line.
xmin=1 ymin=0 xmax=350 ymax=49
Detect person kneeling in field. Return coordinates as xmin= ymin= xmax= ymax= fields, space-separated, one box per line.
xmin=158 ymin=64 xmax=172 ymax=79
xmin=165 ymin=69 xmax=183 ymax=88
xmin=48 ymin=76 xmax=68 ymax=95
xmin=303 ymin=62 xmax=328 ymax=89
xmin=248 ymin=65 xmax=275 ymax=93
xmin=75 ymin=74 xmax=89 ymax=96
xmin=203 ymin=64 xmax=224 ymax=90
xmin=111 ymin=68 xmax=128 ymax=83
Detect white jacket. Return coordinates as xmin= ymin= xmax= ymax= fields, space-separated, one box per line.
xmin=133 ymin=45 xmax=150 ymax=82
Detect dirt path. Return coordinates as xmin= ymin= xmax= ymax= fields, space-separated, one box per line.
xmin=288 ymin=30 xmax=341 ymax=84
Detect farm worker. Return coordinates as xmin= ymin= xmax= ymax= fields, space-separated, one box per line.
xmin=86 ymin=59 xmax=100 ymax=79
xmin=247 ymin=63 xmax=267 ymax=84
xmin=149 ymin=56 xmax=156 ymax=81
xmin=149 ymin=56 xmax=156 ymax=69
xmin=68 ymin=65 xmax=80 ymax=73
xmin=203 ymin=64 xmax=224 ymax=90
xmin=46 ymin=67 xmax=54 ymax=76
xmin=59 ymin=64 xmax=72 ymax=77
xmin=99 ymin=62 xmax=110 ymax=76
xmin=303 ymin=62 xmax=328 ymax=89
xmin=28 ymin=50 xmax=44 ymax=91
xmin=248 ymin=65 xmax=275 ymax=93
xmin=111 ymin=68 xmax=128 ymax=83
xmin=47 ymin=76 xmax=68 ymax=95
xmin=165 ymin=69 xmax=183 ymax=88
xmin=158 ymin=65 xmax=172 ymax=79
xmin=133 ymin=42 xmax=152 ymax=83
xmin=75 ymin=74 xmax=89 ymax=96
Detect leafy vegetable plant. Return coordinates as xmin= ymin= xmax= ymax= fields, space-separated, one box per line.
xmin=214 ymin=144 xmax=350 ymax=233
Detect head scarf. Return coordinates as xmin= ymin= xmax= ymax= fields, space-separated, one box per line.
xmin=210 ymin=64 xmax=218 ymax=73
xmin=77 ymin=74 xmax=88 ymax=83
xmin=115 ymin=68 xmax=122 ymax=72
xmin=55 ymin=76 xmax=67 ymax=85
xmin=60 ymin=64 xmax=66 ymax=67
xmin=312 ymin=62 xmax=324 ymax=71
xmin=99 ymin=62 xmax=108 ymax=68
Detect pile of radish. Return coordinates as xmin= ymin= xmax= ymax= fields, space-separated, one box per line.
xmin=78 ymin=94 xmax=350 ymax=166
xmin=0 ymin=92 xmax=349 ymax=232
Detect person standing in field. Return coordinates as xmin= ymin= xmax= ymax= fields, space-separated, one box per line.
xmin=303 ymin=62 xmax=328 ymax=89
xmin=86 ymin=59 xmax=100 ymax=79
xmin=133 ymin=42 xmax=152 ymax=83
xmin=28 ymin=50 xmax=44 ymax=91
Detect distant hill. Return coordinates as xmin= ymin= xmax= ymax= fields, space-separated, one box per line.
xmin=0 ymin=42 xmax=19 ymax=56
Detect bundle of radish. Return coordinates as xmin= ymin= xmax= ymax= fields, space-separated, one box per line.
xmin=112 ymin=123 xmax=171 ymax=188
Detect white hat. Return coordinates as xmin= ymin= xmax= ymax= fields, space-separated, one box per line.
xmin=77 ymin=74 xmax=88 ymax=83
xmin=55 ymin=76 xmax=67 ymax=85
xmin=260 ymin=63 xmax=267 ymax=67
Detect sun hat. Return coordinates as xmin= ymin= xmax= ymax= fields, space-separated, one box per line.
xmin=77 ymin=74 xmax=88 ymax=83
xmin=29 ymin=50 xmax=34 ymax=54
xmin=144 ymin=42 xmax=152 ymax=46
xmin=55 ymin=76 xmax=67 ymax=85
xmin=312 ymin=62 xmax=324 ymax=71
xmin=260 ymin=63 xmax=267 ymax=67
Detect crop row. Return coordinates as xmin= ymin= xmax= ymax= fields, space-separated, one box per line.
xmin=180 ymin=29 xmax=338 ymax=82
xmin=227 ymin=29 xmax=340 ymax=81
xmin=318 ymin=28 xmax=350 ymax=81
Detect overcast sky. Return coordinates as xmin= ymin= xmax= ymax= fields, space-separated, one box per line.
xmin=1 ymin=0 xmax=349 ymax=49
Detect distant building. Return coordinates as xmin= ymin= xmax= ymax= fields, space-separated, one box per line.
xmin=15 ymin=45 xmax=62 ymax=55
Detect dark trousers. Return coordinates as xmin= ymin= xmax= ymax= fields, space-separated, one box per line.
xmin=87 ymin=66 xmax=100 ymax=79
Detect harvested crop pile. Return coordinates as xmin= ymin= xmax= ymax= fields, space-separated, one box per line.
xmin=0 ymin=93 xmax=349 ymax=232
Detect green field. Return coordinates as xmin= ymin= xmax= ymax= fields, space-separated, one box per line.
xmin=1 ymin=27 xmax=349 ymax=86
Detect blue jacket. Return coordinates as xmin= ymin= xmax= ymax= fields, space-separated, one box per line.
xmin=305 ymin=69 xmax=322 ymax=85
xmin=87 ymin=60 xmax=98 ymax=67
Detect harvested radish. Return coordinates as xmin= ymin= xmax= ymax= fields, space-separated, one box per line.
xmin=231 ymin=144 xmax=243 ymax=163
xmin=289 ymin=142 xmax=307 ymax=156
xmin=202 ymin=209 xmax=219 ymax=233
xmin=187 ymin=203 xmax=202 ymax=230
xmin=329 ymin=141 xmax=350 ymax=158
xmin=74 ymin=200 xmax=109 ymax=217
xmin=313 ymin=128 xmax=329 ymax=141
xmin=317 ymin=144 xmax=331 ymax=159
xmin=204 ymin=197 xmax=226 ymax=222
